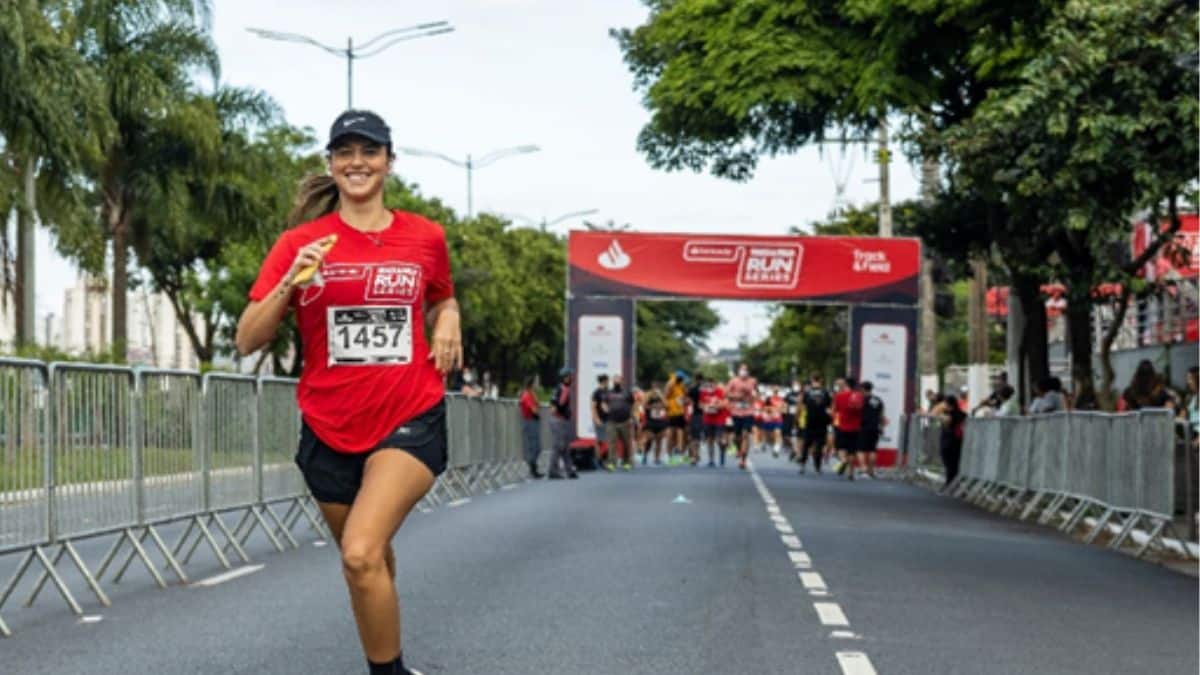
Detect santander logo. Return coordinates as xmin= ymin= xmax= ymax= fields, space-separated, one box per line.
xmin=598 ymin=239 xmax=631 ymax=270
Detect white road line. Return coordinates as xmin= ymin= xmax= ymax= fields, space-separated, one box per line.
xmin=799 ymin=571 xmax=827 ymax=590
xmin=810 ymin=589 xmax=830 ymax=597
xmin=775 ymin=522 xmax=795 ymax=534
xmin=78 ymin=615 xmax=103 ymax=624
xmin=830 ymin=630 xmax=861 ymax=639
xmin=501 ymin=484 xmax=519 ymax=490
xmin=781 ymin=534 xmax=803 ymax=549
xmin=788 ymin=550 xmax=811 ymax=567
xmin=193 ymin=564 xmax=265 ymax=588
xmin=836 ymin=651 xmax=878 ymax=675
xmin=448 ymin=498 xmax=472 ymax=507
xmin=770 ymin=514 xmax=787 ymax=523
xmin=766 ymin=505 xmax=780 ymax=514
xmin=312 ymin=540 xmax=328 ymax=548
xmin=814 ymin=602 xmax=850 ymax=626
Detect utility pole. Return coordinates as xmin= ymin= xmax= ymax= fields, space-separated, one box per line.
xmin=919 ymin=155 xmax=939 ymax=407
xmin=877 ymin=120 xmax=892 ymax=237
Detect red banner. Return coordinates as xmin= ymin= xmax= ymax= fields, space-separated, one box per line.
xmin=1132 ymin=214 xmax=1198 ymax=281
xmin=568 ymin=232 xmax=920 ymax=304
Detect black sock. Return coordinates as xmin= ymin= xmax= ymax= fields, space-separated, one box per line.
xmin=367 ymin=651 xmax=405 ymax=674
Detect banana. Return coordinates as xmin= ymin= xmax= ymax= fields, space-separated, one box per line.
xmin=292 ymin=234 xmax=338 ymax=286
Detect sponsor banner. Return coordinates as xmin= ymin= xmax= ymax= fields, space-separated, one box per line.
xmin=567 ymin=298 xmax=636 ymax=444
xmin=849 ymin=307 xmax=918 ymax=467
xmin=569 ymin=232 xmax=919 ymax=305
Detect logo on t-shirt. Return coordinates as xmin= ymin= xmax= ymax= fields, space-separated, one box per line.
xmin=366 ymin=264 xmax=422 ymax=303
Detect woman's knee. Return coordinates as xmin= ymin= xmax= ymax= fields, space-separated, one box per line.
xmin=341 ymin=538 xmax=388 ymax=582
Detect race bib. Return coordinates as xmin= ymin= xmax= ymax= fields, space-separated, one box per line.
xmin=650 ymin=408 xmax=667 ymax=420
xmin=327 ymin=306 xmax=412 ymax=366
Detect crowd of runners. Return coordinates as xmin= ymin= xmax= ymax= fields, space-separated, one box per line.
xmin=584 ymin=364 xmax=888 ymax=480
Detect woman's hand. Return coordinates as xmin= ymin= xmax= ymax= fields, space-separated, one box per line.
xmin=289 ymin=234 xmax=337 ymax=287
xmin=428 ymin=299 xmax=462 ymax=374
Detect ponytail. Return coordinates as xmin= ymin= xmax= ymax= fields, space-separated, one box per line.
xmin=286 ymin=174 xmax=339 ymax=228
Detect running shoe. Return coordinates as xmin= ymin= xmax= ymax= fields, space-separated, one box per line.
xmin=772 ymin=446 xmax=780 ymax=458
xmin=798 ymin=465 xmax=806 ymax=475
xmin=622 ymin=462 xmax=633 ymax=471
xmin=707 ymin=461 xmax=716 ymax=468
xmin=738 ymin=460 xmax=747 ymax=470
xmin=604 ymin=462 xmax=615 ymax=472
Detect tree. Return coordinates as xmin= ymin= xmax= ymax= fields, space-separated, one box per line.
xmin=942 ymin=0 xmax=1198 ymax=407
xmin=68 ymin=0 xmax=218 ymax=359
xmin=636 ymin=300 xmax=720 ymax=386
xmin=0 ymin=0 xmax=108 ymax=346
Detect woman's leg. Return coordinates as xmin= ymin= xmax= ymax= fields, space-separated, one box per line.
xmin=339 ymin=450 xmax=435 ymax=664
xmin=319 ymin=502 xmax=396 ymax=581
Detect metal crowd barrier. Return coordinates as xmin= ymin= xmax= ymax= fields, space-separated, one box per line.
xmin=0 ymin=359 xmax=529 ymax=637
xmin=898 ymin=413 xmax=945 ymax=485
xmin=935 ymin=409 xmax=1193 ymax=560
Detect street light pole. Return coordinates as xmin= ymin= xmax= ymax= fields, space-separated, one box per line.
xmin=397 ymin=145 xmax=540 ymax=218
xmin=247 ymin=22 xmax=454 ymax=109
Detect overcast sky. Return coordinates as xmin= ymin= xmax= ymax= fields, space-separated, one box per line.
xmin=33 ymin=0 xmax=919 ymax=351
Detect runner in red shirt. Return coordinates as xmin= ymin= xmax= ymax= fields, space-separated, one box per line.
xmin=832 ymin=376 xmax=865 ymax=481
xmin=699 ymin=379 xmax=728 ymax=466
xmin=762 ymin=388 xmax=786 ymax=457
xmin=236 ymin=110 xmax=458 ymax=675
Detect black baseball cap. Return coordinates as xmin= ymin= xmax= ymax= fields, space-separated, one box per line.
xmin=326 ymin=110 xmax=391 ymax=149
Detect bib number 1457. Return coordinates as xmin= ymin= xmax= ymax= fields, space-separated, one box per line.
xmin=327 ymin=306 xmax=412 ymax=366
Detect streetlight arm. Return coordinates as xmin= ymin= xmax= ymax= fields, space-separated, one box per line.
xmin=396 ymin=146 xmax=467 ymax=168
xmin=474 ymin=144 xmax=541 ymax=168
xmin=245 ymin=28 xmax=346 ymax=56
xmin=546 ymin=209 xmax=599 ymax=227
xmin=356 ymin=21 xmax=453 ymax=50
xmin=354 ymin=27 xmax=455 ymax=59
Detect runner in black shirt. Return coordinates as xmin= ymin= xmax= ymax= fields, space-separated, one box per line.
xmin=686 ymin=374 xmax=705 ymax=466
xmin=591 ymin=375 xmax=610 ymax=466
xmin=799 ymin=374 xmax=832 ymax=474
xmin=858 ymin=381 xmax=886 ymax=479
xmin=782 ymin=379 xmax=802 ymax=462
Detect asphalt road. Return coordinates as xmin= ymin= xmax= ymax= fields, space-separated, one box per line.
xmin=1 ymin=452 xmax=1196 ymax=674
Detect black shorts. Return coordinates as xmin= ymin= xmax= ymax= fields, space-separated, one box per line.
xmin=295 ymin=400 xmax=448 ymax=505
xmin=858 ymin=429 xmax=881 ymax=453
xmin=689 ymin=415 xmax=704 ymax=436
xmin=667 ymin=415 xmax=687 ymax=429
xmin=646 ymin=419 xmax=668 ymax=434
xmin=803 ymin=424 xmax=828 ymax=445
xmin=731 ymin=416 xmax=755 ymax=436
xmin=782 ymin=414 xmax=797 ymax=437
xmin=834 ymin=429 xmax=859 ymax=453
xmin=703 ymin=423 xmax=725 ymax=440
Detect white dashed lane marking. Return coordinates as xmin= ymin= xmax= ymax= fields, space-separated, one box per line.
xmin=799 ymin=571 xmax=827 ymax=590
xmin=788 ymin=551 xmax=812 ymax=568
xmin=814 ymin=602 xmax=850 ymax=627
xmin=192 ymin=564 xmax=265 ymax=588
xmin=836 ymin=651 xmax=879 ymax=675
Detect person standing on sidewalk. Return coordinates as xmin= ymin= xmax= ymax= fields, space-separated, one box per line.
xmin=604 ymin=374 xmax=637 ymax=471
xmin=548 ymin=368 xmax=579 ymax=479
xmin=519 ymin=377 xmax=543 ymax=479
xmin=237 ymin=110 xmax=456 ymax=675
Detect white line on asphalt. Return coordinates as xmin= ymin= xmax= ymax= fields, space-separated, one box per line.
xmin=814 ymin=602 xmax=850 ymax=627
xmin=810 ymin=589 xmax=830 ymax=597
xmin=781 ymin=534 xmax=803 ymax=549
xmin=830 ymin=631 xmax=861 ymax=639
xmin=313 ymin=540 xmax=328 ymax=548
xmin=799 ymin=572 xmax=827 ymax=590
xmin=78 ymin=615 xmax=103 ymax=624
xmin=501 ymin=484 xmax=519 ymax=491
xmin=836 ymin=651 xmax=878 ymax=675
xmin=448 ymin=498 xmax=472 ymax=507
xmin=788 ymin=551 xmax=811 ymax=567
xmin=770 ymin=514 xmax=787 ymax=523
xmin=775 ymin=522 xmax=795 ymax=534
xmin=193 ymin=564 xmax=265 ymax=588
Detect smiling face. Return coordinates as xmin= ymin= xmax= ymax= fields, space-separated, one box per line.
xmin=328 ymin=137 xmax=392 ymax=203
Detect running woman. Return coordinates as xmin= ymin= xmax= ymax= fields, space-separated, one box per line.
xmin=236 ymin=110 xmax=456 ymax=675
xmin=763 ymin=387 xmax=785 ymax=456
xmin=686 ymin=374 xmax=705 ymax=466
xmin=832 ymin=377 xmax=865 ymax=480
xmin=857 ymin=381 xmax=887 ymax=479
xmin=799 ymin=374 xmax=832 ymax=474
xmin=642 ymin=383 xmax=670 ymax=464
xmin=726 ymin=364 xmax=758 ymax=470
xmin=698 ymin=377 xmax=727 ymax=466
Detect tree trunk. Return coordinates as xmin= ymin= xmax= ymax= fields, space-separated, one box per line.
xmin=15 ymin=154 xmax=36 ymax=348
xmin=1098 ymin=288 xmax=1133 ymax=411
xmin=1065 ymin=295 xmax=1097 ymax=410
xmin=108 ymin=197 xmax=128 ymax=362
xmin=1012 ymin=273 xmax=1048 ymax=404
xmin=162 ymin=285 xmax=213 ymax=365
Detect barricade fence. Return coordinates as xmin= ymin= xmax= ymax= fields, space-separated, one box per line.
xmin=900 ymin=408 xmax=1195 ymax=560
xmin=0 ymin=358 xmax=529 ymax=637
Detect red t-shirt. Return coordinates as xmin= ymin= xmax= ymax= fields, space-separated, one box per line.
xmin=833 ymin=389 xmax=865 ymax=432
xmin=249 ymin=210 xmax=454 ymax=453
xmin=700 ymin=384 xmax=726 ymax=426
xmin=519 ymin=390 xmax=539 ymax=420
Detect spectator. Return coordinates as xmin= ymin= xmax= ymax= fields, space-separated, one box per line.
xmin=1184 ymin=366 xmax=1199 ymax=436
xmin=924 ymin=389 xmax=940 ymax=412
xmin=1122 ymin=359 xmax=1173 ymax=411
xmin=604 ymin=374 xmax=636 ymax=471
xmin=518 ymin=377 xmax=543 ymax=478
xmin=591 ymin=375 xmax=610 ymax=465
xmin=995 ymin=385 xmax=1019 ymax=416
xmin=1028 ymin=377 xmax=1066 ymax=414
xmin=454 ymin=366 xmax=484 ymax=398
xmin=547 ymin=367 xmax=578 ymax=480
xmin=940 ymin=393 xmax=967 ymax=485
